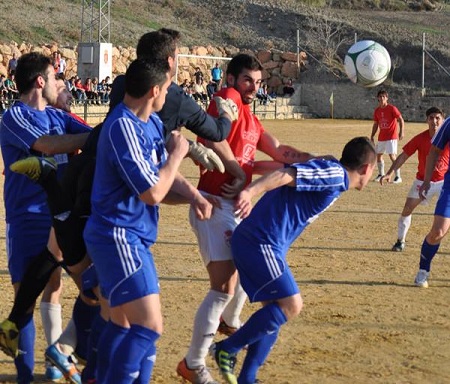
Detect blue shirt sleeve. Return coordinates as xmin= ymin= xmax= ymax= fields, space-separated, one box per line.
xmin=290 ymin=159 xmax=348 ymax=192
xmin=432 ymin=117 xmax=450 ymax=150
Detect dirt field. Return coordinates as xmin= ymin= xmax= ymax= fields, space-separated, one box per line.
xmin=1 ymin=119 xmax=449 ymax=384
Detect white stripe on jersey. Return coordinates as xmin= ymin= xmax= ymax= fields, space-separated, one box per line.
xmin=113 ymin=227 xmax=137 ymax=277
xmin=115 ymin=118 xmax=159 ymax=187
xmin=261 ymin=244 xmax=282 ymax=280
xmin=10 ymin=106 xmax=44 ymax=138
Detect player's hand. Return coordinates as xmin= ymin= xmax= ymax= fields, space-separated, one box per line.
xmin=166 ymin=131 xmax=189 ymax=159
xmin=221 ymin=174 xmax=247 ymax=199
xmin=234 ymin=189 xmax=253 ymax=219
xmin=419 ymin=181 xmax=430 ymax=200
xmin=379 ymin=174 xmax=391 ymax=185
xmin=191 ymin=193 xmax=213 ymax=220
xmin=188 ymin=140 xmax=225 ymax=173
xmin=214 ymin=96 xmax=239 ymax=121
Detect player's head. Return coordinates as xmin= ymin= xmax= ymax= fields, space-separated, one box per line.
xmin=125 ymin=58 xmax=171 ymax=112
xmin=340 ymin=136 xmax=377 ymax=190
xmin=15 ymin=52 xmax=57 ymax=104
xmin=54 ymin=78 xmax=73 ymax=112
xmin=226 ymin=53 xmax=263 ymax=105
xmin=426 ymin=106 xmax=444 ymax=132
xmin=376 ymin=89 xmax=388 ymax=105
xmin=136 ymin=28 xmax=181 ymax=76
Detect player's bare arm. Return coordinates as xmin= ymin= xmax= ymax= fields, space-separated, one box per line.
xmin=235 ymin=167 xmax=296 ymax=219
xmin=32 ymin=132 xmax=90 ymax=154
xmin=381 ymin=151 xmax=409 ymax=185
xmin=419 ymin=146 xmax=441 ymax=199
xmin=257 ymin=131 xmax=314 ymax=164
xmin=205 ymin=139 xmax=247 ymax=199
xmin=398 ymin=116 xmax=405 ymax=140
xmin=370 ymin=122 xmax=378 ymax=142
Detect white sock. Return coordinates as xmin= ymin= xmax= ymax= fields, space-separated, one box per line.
xmin=185 ymin=290 xmax=232 ymax=368
xmin=221 ymin=280 xmax=247 ymax=328
xmin=57 ymin=318 xmax=77 ymax=355
xmin=40 ymin=302 xmax=62 ymax=346
xmin=395 ymin=169 xmax=401 ymax=178
xmin=377 ymin=161 xmax=385 ymax=176
xmin=397 ymin=215 xmax=412 ymax=242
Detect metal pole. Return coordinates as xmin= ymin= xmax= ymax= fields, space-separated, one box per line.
xmin=297 ymin=29 xmax=300 ymax=74
xmin=422 ymin=32 xmax=426 ymax=96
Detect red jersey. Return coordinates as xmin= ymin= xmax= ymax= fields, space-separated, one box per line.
xmin=373 ymin=104 xmax=401 ymax=141
xmin=197 ymin=87 xmax=264 ymax=196
xmin=402 ymin=129 xmax=450 ymax=182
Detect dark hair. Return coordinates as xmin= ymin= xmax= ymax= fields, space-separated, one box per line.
xmin=125 ymin=58 xmax=170 ymax=98
xmin=136 ymin=28 xmax=181 ymax=61
xmin=340 ymin=137 xmax=376 ymax=170
xmin=226 ymin=53 xmax=263 ymax=79
xmin=377 ymin=89 xmax=388 ymax=98
xmin=426 ymin=106 xmax=444 ymax=118
xmin=15 ymin=52 xmax=52 ymax=94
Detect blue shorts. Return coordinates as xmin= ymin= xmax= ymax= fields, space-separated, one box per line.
xmin=6 ymin=216 xmax=52 ymax=284
xmin=84 ymin=227 xmax=159 ymax=307
xmin=231 ymin=232 xmax=299 ymax=303
xmin=434 ymin=188 xmax=450 ymax=218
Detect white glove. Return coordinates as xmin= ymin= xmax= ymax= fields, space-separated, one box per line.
xmin=214 ymin=96 xmax=239 ymax=121
xmin=188 ymin=140 xmax=225 ymax=173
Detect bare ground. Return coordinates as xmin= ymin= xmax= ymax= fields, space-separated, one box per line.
xmin=1 ymin=119 xmax=450 ymax=383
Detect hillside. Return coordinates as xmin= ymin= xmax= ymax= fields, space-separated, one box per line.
xmin=1 ymin=0 xmax=449 ymax=90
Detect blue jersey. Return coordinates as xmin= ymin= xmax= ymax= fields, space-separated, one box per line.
xmin=85 ymin=102 xmax=167 ymax=247
xmin=235 ymin=159 xmax=349 ymax=255
xmin=0 ymin=101 xmax=91 ymax=222
xmin=432 ymin=117 xmax=450 ymax=189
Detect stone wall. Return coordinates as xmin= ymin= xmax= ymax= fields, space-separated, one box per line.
xmin=297 ymin=80 xmax=450 ymax=122
xmin=0 ymin=42 xmax=306 ymax=94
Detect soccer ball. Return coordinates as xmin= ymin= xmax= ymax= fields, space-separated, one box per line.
xmin=344 ymin=40 xmax=391 ymax=88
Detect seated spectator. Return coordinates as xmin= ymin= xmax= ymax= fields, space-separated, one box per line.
xmin=83 ymin=77 xmax=94 ymax=102
xmin=192 ymin=79 xmax=208 ymax=104
xmin=0 ymin=74 xmax=7 ymax=99
xmin=66 ymin=76 xmax=77 ymax=99
xmin=4 ymin=72 xmax=19 ymax=101
xmin=283 ymin=78 xmax=295 ymax=97
xmin=256 ymin=82 xmax=273 ymax=105
xmin=206 ymin=80 xmax=217 ymax=100
xmin=74 ymin=76 xmax=87 ymax=103
xmin=90 ymin=77 xmax=100 ymax=104
xmin=180 ymin=78 xmax=190 ymax=94
xmin=97 ymin=78 xmax=109 ymax=104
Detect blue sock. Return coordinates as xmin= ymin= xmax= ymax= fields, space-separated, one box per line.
xmin=134 ymin=342 xmax=157 ymax=384
xmin=15 ymin=313 xmax=35 ymax=384
xmin=419 ymin=239 xmax=440 ymax=272
xmin=220 ymin=303 xmax=287 ymax=354
xmin=238 ymin=330 xmax=278 ymax=384
xmin=107 ymin=324 xmax=160 ymax=384
xmin=81 ymin=314 xmax=107 ymax=383
xmin=96 ymin=321 xmax=129 ymax=384
xmin=72 ymin=295 xmax=101 ymax=361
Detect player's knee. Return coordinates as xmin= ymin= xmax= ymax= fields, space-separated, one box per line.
xmin=280 ymin=295 xmax=303 ymax=320
xmin=426 ymin=229 xmax=446 ymax=244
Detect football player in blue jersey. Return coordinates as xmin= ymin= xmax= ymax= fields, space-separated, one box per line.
xmin=211 ymin=137 xmax=377 ymax=384
xmin=83 ymin=57 xmax=213 ymax=384
xmin=0 ymin=52 xmax=91 ymax=384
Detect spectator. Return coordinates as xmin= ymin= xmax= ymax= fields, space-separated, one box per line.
xmin=8 ymin=53 xmax=18 ymax=76
xmin=211 ymin=62 xmax=223 ymax=88
xmin=256 ymin=82 xmax=273 ymax=105
xmin=180 ymin=78 xmax=190 ymax=94
xmin=66 ymin=76 xmax=77 ymax=99
xmin=4 ymin=72 xmax=19 ymax=101
xmin=283 ymin=78 xmax=295 ymax=97
xmin=57 ymin=53 xmax=66 ymax=77
xmin=90 ymin=77 xmax=100 ymax=104
xmin=192 ymin=79 xmax=208 ymax=104
xmin=206 ymin=80 xmax=216 ymax=100
xmin=194 ymin=67 xmax=204 ymax=83
xmin=51 ymin=51 xmax=60 ymax=74
xmin=97 ymin=78 xmax=109 ymax=104
xmin=74 ymin=76 xmax=87 ymax=103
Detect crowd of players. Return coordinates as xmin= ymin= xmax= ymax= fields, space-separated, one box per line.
xmin=0 ymin=27 xmax=448 ymax=384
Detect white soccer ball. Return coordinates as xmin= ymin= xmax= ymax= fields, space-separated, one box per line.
xmin=344 ymin=40 xmax=391 ymax=88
